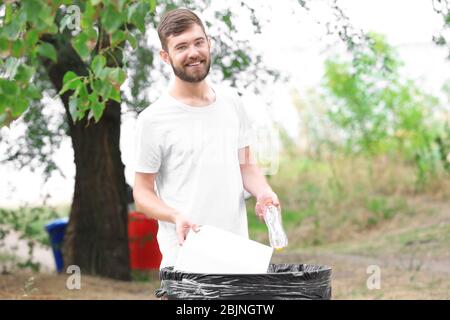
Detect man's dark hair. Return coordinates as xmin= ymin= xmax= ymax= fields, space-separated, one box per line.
xmin=157 ymin=8 xmax=207 ymax=52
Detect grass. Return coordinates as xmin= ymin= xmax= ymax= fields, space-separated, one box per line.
xmin=306 ymin=221 xmax=450 ymax=254
xmin=349 ymin=223 xmax=450 ymax=257
xmin=246 ymin=151 xmax=450 ymax=252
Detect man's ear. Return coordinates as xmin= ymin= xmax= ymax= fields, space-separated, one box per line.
xmin=160 ymin=49 xmax=170 ymax=64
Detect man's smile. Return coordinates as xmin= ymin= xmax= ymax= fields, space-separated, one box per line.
xmin=186 ymin=60 xmax=204 ymax=67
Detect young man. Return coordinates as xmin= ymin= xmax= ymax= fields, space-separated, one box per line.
xmin=133 ymin=8 xmax=281 ymax=269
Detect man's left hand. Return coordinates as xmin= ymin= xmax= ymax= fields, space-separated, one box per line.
xmin=255 ymin=190 xmax=280 ymax=221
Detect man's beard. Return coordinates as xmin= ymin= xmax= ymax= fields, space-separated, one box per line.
xmin=170 ymin=57 xmax=211 ymax=83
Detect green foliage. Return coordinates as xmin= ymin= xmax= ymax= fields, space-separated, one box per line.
xmin=322 ymin=32 xmax=447 ymax=185
xmin=0 ymin=0 xmax=157 ymax=126
xmin=0 ymin=205 xmax=69 ymax=272
xmin=1 ymin=66 xmax=68 ymax=184
xmin=1 ymin=0 xmax=281 ymax=190
xmin=365 ymin=196 xmax=407 ymax=227
xmin=0 ymin=206 xmax=68 ymax=246
xmin=1 ymin=0 xmax=280 ymax=128
xmin=37 ymin=43 xmax=58 ymax=62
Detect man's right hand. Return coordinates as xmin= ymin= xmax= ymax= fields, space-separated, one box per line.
xmin=173 ymin=213 xmax=199 ymax=246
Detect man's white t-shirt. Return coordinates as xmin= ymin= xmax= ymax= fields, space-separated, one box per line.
xmin=134 ymin=84 xmax=253 ymax=269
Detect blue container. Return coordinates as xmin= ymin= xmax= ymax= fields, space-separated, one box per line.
xmin=45 ymin=217 xmax=69 ymax=273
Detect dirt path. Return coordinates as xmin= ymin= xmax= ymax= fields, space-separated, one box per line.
xmin=1 ymin=196 xmax=448 ymax=299
xmin=1 ymin=248 xmax=447 ymax=300
xmin=0 ymin=271 xmax=161 ymax=300
xmin=271 ymin=250 xmax=449 ymax=299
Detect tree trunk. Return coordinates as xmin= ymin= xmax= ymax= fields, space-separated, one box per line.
xmin=43 ymin=36 xmax=130 ymax=280
xmin=64 ymin=99 xmax=130 ymax=280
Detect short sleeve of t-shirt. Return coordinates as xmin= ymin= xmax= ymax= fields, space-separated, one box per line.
xmin=233 ymin=92 xmax=254 ymax=149
xmin=134 ymin=112 xmax=163 ymax=173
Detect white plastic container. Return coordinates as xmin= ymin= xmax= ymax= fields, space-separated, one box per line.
xmin=174 ymin=225 xmax=273 ymax=274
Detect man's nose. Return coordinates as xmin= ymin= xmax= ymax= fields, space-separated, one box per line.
xmin=187 ymin=45 xmax=200 ymax=59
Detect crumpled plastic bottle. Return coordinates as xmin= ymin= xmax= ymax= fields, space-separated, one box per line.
xmin=263 ymin=205 xmax=288 ymax=250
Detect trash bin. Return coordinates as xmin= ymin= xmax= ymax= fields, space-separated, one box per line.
xmin=156 ymin=263 xmax=332 ymax=300
xmin=44 ymin=217 xmax=69 ymax=273
xmin=128 ymin=211 xmax=162 ymax=270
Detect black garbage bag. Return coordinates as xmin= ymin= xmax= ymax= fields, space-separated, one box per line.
xmin=155 ymin=263 xmax=332 ymax=300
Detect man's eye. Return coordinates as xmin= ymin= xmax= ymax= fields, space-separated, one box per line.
xmin=195 ymin=40 xmax=205 ymax=46
xmin=177 ymin=46 xmax=187 ymax=51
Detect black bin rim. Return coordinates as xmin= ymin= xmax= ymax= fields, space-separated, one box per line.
xmin=160 ymin=263 xmax=332 ymax=278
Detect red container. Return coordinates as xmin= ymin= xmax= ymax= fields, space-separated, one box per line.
xmin=128 ymin=211 xmax=162 ymax=270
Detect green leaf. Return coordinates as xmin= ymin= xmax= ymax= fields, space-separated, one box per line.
xmin=25 ymin=84 xmax=42 ymax=100
xmin=0 ymin=79 xmax=19 ymax=96
xmin=23 ymin=0 xmax=43 ymax=25
xmin=88 ymin=91 xmax=99 ymax=104
xmin=91 ymin=100 xmax=105 ymax=122
xmin=101 ymin=5 xmax=124 ymax=34
xmin=69 ymin=96 xmax=79 ymax=121
xmin=92 ymin=79 xmax=103 ymax=93
xmin=85 ymin=27 xmax=98 ymax=41
xmin=4 ymin=3 xmax=13 ymax=24
xmin=127 ymin=2 xmax=139 ymax=21
xmin=37 ymin=43 xmax=57 ymax=62
xmin=126 ymin=33 xmax=138 ymax=49
xmin=109 ymin=86 xmax=121 ymax=103
xmin=128 ymin=2 xmax=148 ymax=33
xmin=0 ymin=37 xmax=9 ymax=53
xmin=99 ymin=81 xmax=113 ymax=99
xmin=63 ymin=71 xmax=78 ymax=85
xmin=91 ymin=79 xmax=113 ymax=101
xmin=149 ymin=0 xmax=156 ymax=13
xmin=111 ymin=30 xmax=126 ymax=47
xmin=46 ymin=24 xmax=59 ymax=35
xmin=98 ymin=67 xmax=113 ymax=81
xmin=12 ymin=96 xmax=30 ymax=116
xmin=77 ymin=83 xmax=90 ymax=111
xmin=0 ymin=98 xmax=5 ymax=114
xmin=117 ymin=0 xmax=128 ymax=11
xmin=14 ymin=64 xmax=35 ymax=83
xmin=25 ymin=30 xmax=39 ymax=49
xmin=81 ymin=2 xmax=96 ymax=29
xmin=108 ymin=68 xmax=126 ymax=86
xmin=4 ymin=57 xmax=20 ymax=78
xmin=11 ymin=40 xmax=24 ymax=57
xmin=60 ymin=71 xmax=82 ymax=95
xmin=220 ymin=11 xmax=234 ymax=31
xmin=3 ymin=19 xmax=22 ymax=40
xmin=42 ymin=8 xmax=55 ymax=27
xmin=71 ymin=32 xmax=91 ymax=60
xmin=91 ymin=55 xmax=106 ymax=77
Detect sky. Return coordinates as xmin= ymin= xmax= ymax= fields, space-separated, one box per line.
xmin=0 ymin=0 xmax=449 ymax=207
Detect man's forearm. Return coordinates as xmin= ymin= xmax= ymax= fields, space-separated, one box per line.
xmin=239 ymin=146 xmax=273 ymax=197
xmin=240 ymin=164 xmax=273 ymax=197
xmin=133 ymin=189 xmax=178 ymax=223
